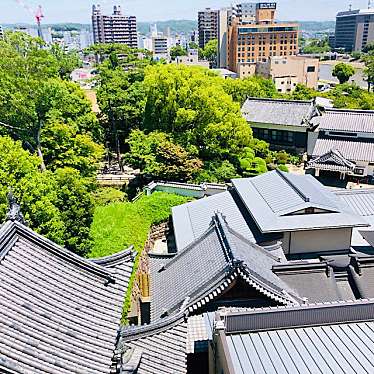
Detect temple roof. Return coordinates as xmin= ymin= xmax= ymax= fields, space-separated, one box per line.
xmin=231 ymin=170 xmax=367 ymax=233
xmin=307 ymin=149 xmax=356 ymax=173
xmin=312 ymin=108 xmax=374 ymax=133
xmin=150 ymin=213 xmax=300 ymax=322
xmin=117 ymin=313 xmax=188 ymax=374
xmin=0 ymin=220 xmax=134 ymax=374
xmin=242 ymin=98 xmax=317 ymax=127
xmin=311 ymin=137 xmax=374 ymax=163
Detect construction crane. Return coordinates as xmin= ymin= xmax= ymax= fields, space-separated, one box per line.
xmin=35 ymin=5 xmax=44 ymax=41
xmin=13 ymin=1 xmax=45 ymax=41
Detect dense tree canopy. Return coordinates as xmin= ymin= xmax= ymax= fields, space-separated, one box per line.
xmin=126 ymin=130 xmax=202 ymax=181
xmin=363 ymin=54 xmax=374 ymax=92
xmin=0 ymin=32 xmax=102 ymax=173
xmin=302 ymin=37 xmax=330 ymax=54
xmin=0 ymin=32 xmax=103 ymax=255
xmin=96 ymin=60 xmax=285 ymax=182
xmin=0 ymin=137 xmax=94 ymax=256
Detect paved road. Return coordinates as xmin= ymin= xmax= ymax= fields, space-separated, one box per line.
xmin=319 ymin=64 xmax=367 ymax=89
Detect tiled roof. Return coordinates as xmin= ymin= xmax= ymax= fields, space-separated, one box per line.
xmin=313 ymin=108 xmax=374 ymax=133
xmin=242 ymin=97 xmax=317 ymax=127
xmin=117 ymin=314 xmax=188 ymax=374
xmin=307 ymin=149 xmax=356 ymax=172
xmin=150 ymin=213 xmax=298 ymax=321
xmin=311 ymin=137 xmax=374 ymax=163
xmin=231 ymin=170 xmax=367 ymax=233
xmin=219 ymin=300 xmax=374 ymax=374
xmin=0 ymin=220 xmax=134 ymax=374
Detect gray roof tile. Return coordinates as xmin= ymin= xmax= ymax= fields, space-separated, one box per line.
xmin=172 ymin=191 xmax=256 ymax=250
xmin=221 ymin=300 xmax=374 ymax=374
xmin=118 ymin=314 xmax=188 ymax=374
xmin=242 ymin=98 xmax=316 ymax=127
xmin=151 ymin=213 xmax=298 ymax=321
xmin=0 ymin=221 xmax=134 ymax=374
xmin=311 ymin=137 xmax=374 ymax=163
xmin=313 ymin=108 xmax=374 ymax=133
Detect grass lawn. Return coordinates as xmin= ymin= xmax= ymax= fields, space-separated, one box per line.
xmin=89 ymin=191 xmax=191 ymax=321
xmin=89 ymin=191 xmax=191 ymax=258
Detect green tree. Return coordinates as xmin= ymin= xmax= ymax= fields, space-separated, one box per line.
xmin=200 ymin=39 xmax=218 ymax=66
xmin=0 ymin=136 xmax=94 ymax=255
xmin=126 ymin=130 xmax=202 ymax=181
xmin=170 ymin=45 xmax=187 ymax=60
xmin=189 ymin=42 xmax=199 ymax=50
xmin=302 ymin=37 xmax=330 ymax=54
xmin=0 ymin=32 xmax=102 ymax=173
xmin=332 ymin=63 xmax=355 ymax=84
xmin=41 ymin=121 xmax=104 ymax=177
xmin=363 ymin=41 xmax=374 ymax=54
xmin=223 ymin=76 xmax=278 ymax=104
xmin=363 ymin=54 xmax=374 ymax=92
xmin=53 ymin=168 xmax=95 ymax=256
xmin=326 ymin=83 xmax=374 ymax=109
xmin=142 ymin=64 xmax=253 ymax=161
xmin=239 ymin=147 xmax=268 ymax=177
xmin=288 ymin=84 xmax=317 ymax=100
xmin=50 ymin=43 xmax=82 ymax=80
xmin=194 ymin=160 xmax=239 ymax=183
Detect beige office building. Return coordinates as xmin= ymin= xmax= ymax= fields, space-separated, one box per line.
xmin=227 ymin=3 xmax=299 ymax=77
xmin=256 ymin=55 xmax=319 ymax=93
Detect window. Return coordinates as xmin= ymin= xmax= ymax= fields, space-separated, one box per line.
xmin=307 ymin=66 xmax=316 ymax=73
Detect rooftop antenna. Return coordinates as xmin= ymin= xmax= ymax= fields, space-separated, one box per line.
xmin=349 ymin=3 xmax=352 ymax=11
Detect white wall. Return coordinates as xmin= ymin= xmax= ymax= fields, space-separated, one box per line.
xmin=283 ymin=228 xmax=352 ymax=255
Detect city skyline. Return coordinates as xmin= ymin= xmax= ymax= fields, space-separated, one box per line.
xmin=0 ymin=0 xmax=371 ymax=24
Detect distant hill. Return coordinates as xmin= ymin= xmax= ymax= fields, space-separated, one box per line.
xmin=3 ymin=19 xmax=334 ymax=36
xmin=137 ymin=20 xmax=197 ymax=35
xmin=3 ymin=23 xmax=91 ymax=31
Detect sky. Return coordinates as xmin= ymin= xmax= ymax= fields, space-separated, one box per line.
xmin=0 ymin=0 xmax=371 ymax=24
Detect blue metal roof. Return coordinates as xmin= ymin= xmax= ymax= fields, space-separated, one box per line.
xmin=226 ymin=321 xmax=374 ymax=374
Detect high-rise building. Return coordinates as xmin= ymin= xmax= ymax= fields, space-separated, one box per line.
xmin=235 ymin=2 xmax=257 ymax=24
xmin=92 ymin=4 xmax=137 ymax=48
xmin=224 ymin=2 xmax=299 ymax=78
xmin=198 ymin=8 xmax=219 ymax=49
xmin=335 ymin=8 xmax=374 ymax=52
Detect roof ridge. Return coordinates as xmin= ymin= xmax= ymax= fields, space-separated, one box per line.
xmin=90 ymin=246 xmax=135 ymax=267
xmin=5 ymin=221 xmax=115 ymax=282
xmin=225 ymin=226 xmax=282 ymax=263
xmin=245 ymin=97 xmax=313 ymax=105
xmin=160 ymin=224 xmax=217 ymax=271
xmin=222 ymin=298 xmax=374 ymax=334
xmin=275 ymin=169 xmax=310 ymax=202
xmin=120 ymin=312 xmax=186 ymax=341
xmin=325 ymin=108 xmax=374 ymax=115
